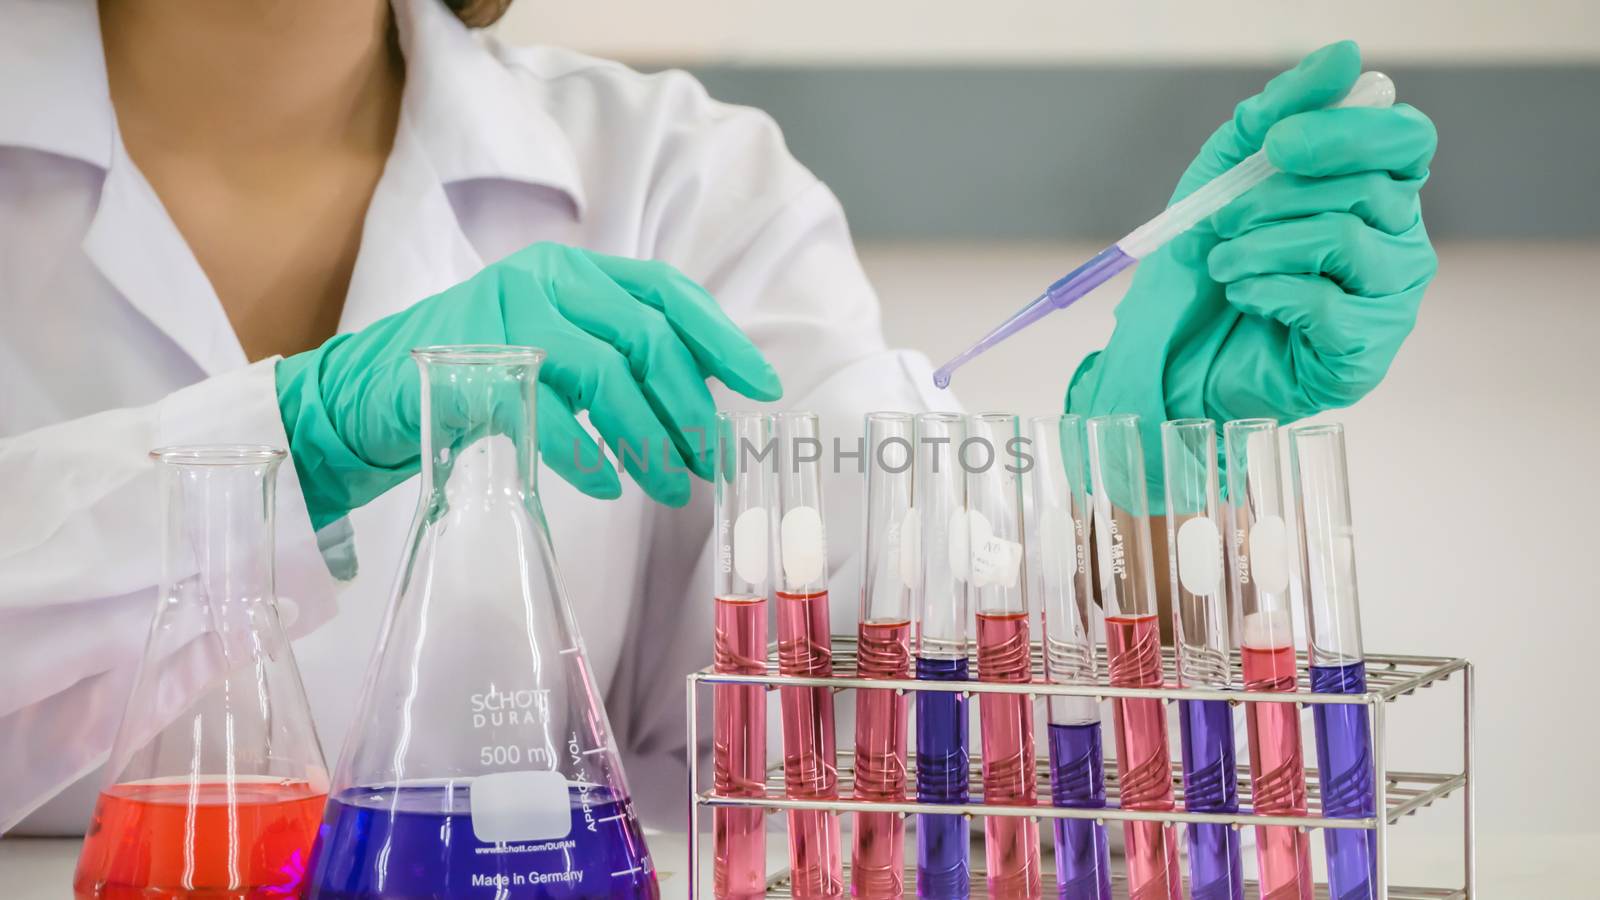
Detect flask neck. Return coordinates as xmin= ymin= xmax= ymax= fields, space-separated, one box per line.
xmin=416 ymin=348 xmax=543 ymax=508
xmin=155 ymin=447 xmax=284 ymax=620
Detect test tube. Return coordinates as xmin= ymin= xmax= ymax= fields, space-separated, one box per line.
xmin=1085 ymin=414 xmax=1181 ymax=900
xmin=1289 ymin=423 xmax=1378 ymax=900
xmin=774 ymin=411 xmax=844 ymax=898
xmin=712 ymin=411 xmax=776 ymax=899
xmin=851 ymin=412 xmax=916 ymax=897
xmin=912 ymin=412 xmax=971 ymax=899
xmin=967 ymin=413 xmax=1043 ymax=898
xmin=1224 ymin=419 xmax=1314 ymax=900
xmin=1160 ymin=419 xmax=1244 ymax=900
xmin=1029 ymin=415 xmax=1113 ymax=900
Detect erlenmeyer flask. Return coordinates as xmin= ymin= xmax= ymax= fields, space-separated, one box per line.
xmin=304 ymin=346 xmax=657 ymax=900
xmin=74 ymin=445 xmax=329 ymax=900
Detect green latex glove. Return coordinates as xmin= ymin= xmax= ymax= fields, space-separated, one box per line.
xmin=277 ymin=243 xmax=782 ymax=530
xmin=1066 ymin=40 xmax=1437 ymax=507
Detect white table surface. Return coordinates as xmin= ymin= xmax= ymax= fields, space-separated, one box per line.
xmin=5 ymin=828 xmax=1590 ymax=897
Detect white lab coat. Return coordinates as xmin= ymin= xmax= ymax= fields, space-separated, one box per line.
xmin=0 ymin=0 xmax=955 ymax=833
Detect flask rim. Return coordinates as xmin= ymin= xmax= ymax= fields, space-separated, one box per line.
xmin=412 ymin=344 xmax=546 ymax=366
xmin=149 ymin=444 xmax=287 ymax=466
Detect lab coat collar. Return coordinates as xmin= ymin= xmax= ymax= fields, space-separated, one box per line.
xmin=0 ymin=0 xmax=114 ymax=168
xmin=0 ymin=0 xmax=588 ymax=209
xmin=1 ymin=0 xmax=586 ymax=374
xmin=392 ymin=0 xmax=587 ymax=213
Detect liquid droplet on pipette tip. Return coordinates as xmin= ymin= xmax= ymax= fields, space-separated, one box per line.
xmin=932 ymin=371 xmax=951 ymax=390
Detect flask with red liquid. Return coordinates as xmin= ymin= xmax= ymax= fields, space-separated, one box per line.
xmin=74 ymin=445 xmax=328 ymax=900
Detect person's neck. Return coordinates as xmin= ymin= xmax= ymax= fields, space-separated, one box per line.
xmin=98 ymin=0 xmax=404 ymax=159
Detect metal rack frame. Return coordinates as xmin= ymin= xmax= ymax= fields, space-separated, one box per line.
xmin=685 ymin=637 xmax=1474 ymax=898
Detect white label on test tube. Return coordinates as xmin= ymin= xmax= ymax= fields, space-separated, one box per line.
xmin=1176 ymin=516 xmax=1222 ymax=597
xmin=1248 ymin=514 xmax=1291 ymax=594
xmin=780 ymin=505 xmax=826 ymax=585
xmin=732 ymin=507 xmax=769 ymax=585
xmin=971 ymin=535 xmax=1023 ymax=589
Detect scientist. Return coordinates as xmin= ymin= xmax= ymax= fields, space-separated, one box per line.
xmin=0 ymin=0 xmax=1437 ymax=833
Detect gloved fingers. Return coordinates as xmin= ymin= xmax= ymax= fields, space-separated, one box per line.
xmin=584 ymin=252 xmax=784 ymax=402
xmin=1209 ymin=213 xmax=1438 ymax=298
xmin=535 ymin=325 xmax=693 ymax=507
xmin=1221 ymin=272 xmax=1423 ymax=398
xmin=536 ymin=386 xmax=624 ymax=501
xmin=545 ymin=256 xmax=718 ymax=480
xmin=1190 ymin=40 xmax=1363 ymax=176
xmin=1213 ymin=169 xmax=1422 ymax=238
xmin=1265 ymin=104 xmax=1438 ymax=180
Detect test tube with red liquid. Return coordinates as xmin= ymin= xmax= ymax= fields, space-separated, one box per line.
xmin=1160 ymin=419 xmax=1245 ymax=900
xmin=774 ymin=411 xmax=845 ymax=897
xmin=1086 ymin=414 xmax=1181 ymax=900
xmin=851 ymin=412 xmax=917 ymax=897
xmin=1028 ymin=415 xmax=1113 ymax=900
xmin=1224 ymin=418 xmax=1314 ymax=899
xmin=967 ymin=413 xmax=1043 ymax=898
xmin=1289 ymin=423 xmax=1378 ymax=900
xmin=911 ymin=412 xmax=972 ymax=898
xmin=712 ymin=412 xmax=778 ymax=899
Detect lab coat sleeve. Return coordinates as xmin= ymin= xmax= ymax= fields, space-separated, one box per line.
xmin=597 ymin=76 xmax=959 ymax=823
xmin=0 ymin=359 xmax=340 ymax=831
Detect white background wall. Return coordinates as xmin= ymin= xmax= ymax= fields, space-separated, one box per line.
xmin=499 ymin=0 xmax=1600 ymax=64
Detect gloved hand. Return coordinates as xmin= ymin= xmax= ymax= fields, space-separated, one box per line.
xmin=277 ymin=243 xmax=782 ymax=530
xmin=1067 ymin=40 xmax=1437 ymax=507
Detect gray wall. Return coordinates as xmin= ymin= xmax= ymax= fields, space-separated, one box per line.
xmin=680 ymin=65 xmax=1600 ymax=239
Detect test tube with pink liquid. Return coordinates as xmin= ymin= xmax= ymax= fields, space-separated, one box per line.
xmin=712 ymin=412 xmax=777 ymax=899
xmin=774 ymin=411 xmax=844 ymax=898
xmin=851 ymin=412 xmax=916 ymax=897
xmin=966 ymin=413 xmax=1043 ymax=898
xmin=1224 ymin=419 xmax=1315 ymax=900
xmin=1086 ymin=414 xmax=1181 ymax=900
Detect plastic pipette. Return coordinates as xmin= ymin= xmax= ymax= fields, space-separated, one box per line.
xmin=931 ymin=71 xmax=1396 ymax=390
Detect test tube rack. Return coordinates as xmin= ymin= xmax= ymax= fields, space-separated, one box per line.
xmin=685 ymin=636 xmax=1474 ymax=899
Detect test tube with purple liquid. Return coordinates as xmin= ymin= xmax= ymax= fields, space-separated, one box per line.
xmin=1029 ymin=415 xmax=1112 ymax=900
xmin=1290 ymin=424 xmax=1378 ymax=900
xmin=1160 ymin=419 xmax=1244 ymax=900
xmin=912 ymin=413 xmax=972 ymax=899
